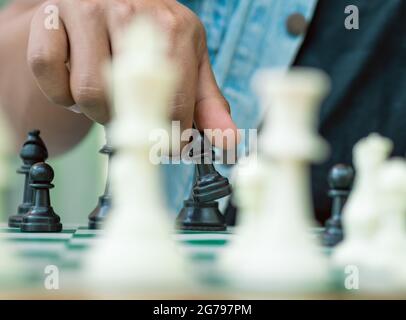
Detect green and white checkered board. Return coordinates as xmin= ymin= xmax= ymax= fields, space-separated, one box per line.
xmin=0 ymin=223 xmax=339 ymax=297
xmin=0 ymin=224 xmax=238 ymax=289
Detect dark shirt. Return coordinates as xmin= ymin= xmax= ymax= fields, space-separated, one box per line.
xmin=294 ymin=0 xmax=406 ymax=222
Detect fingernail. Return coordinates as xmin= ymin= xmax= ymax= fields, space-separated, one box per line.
xmin=67 ymin=105 xmax=82 ymax=114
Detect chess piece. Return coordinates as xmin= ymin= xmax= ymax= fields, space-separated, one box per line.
xmin=176 ymin=198 xmax=226 ymax=231
xmin=359 ymin=158 xmax=406 ymax=291
xmin=9 ymin=130 xmax=48 ymax=227
xmin=0 ymin=109 xmax=25 ymax=285
xmin=220 ymin=154 xmax=267 ymax=273
xmin=323 ymin=164 xmax=354 ymax=247
xmin=88 ymin=143 xmax=114 ymax=229
xmin=84 ymin=17 xmax=191 ymax=291
xmin=225 ymin=68 xmax=331 ymax=291
xmin=176 ymin=133 xmax=231 ymax=231
xmin=20 ymin=162 xmax=62 ymax=232
xmin=332 ymin=133 xmax=393 ymax=268
xmin=176 ymin=168 xmax=226 ymax=231
xmin=224 ymin=199 xmax=237 ymax=226
xmin=0 ymin=240 xmax=24 ymax=287
xmin=193 ymin=136 xmax=232 ymax=202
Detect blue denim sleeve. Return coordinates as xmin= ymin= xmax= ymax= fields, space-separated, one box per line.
xmin=163 ymin=0 xmax=319 ymax=215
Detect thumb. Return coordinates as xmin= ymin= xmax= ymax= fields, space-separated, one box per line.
xmin=194 ymin=51 xmax=240 ymax=150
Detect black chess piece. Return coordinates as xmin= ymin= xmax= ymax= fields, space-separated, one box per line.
xmin=8 ymin=130 xmax=48 ymax=228
xmin=193 ymin=149 xmax=232 ymax=202
xmin=88 ymin=144 xmax=114 ymax=229
xmin=176 ymin=168 xmax=227 ymax=231
xmin=224 ymin=197 xmax=238 ymax=226
xmin=192 ymin=134 xmax=232 ymax=203
xmin=176 ymin=133 xmax=231 ymax=231
xmin=323 ymin=164 xmax=354 ymax=247
xmin=176 ymin=199 xmax=226 ymax=231
xmin=20 ymin=162 xmax=62 ymax=232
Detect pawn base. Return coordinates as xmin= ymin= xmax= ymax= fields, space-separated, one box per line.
xmin=8 ymin=215 xmax=24 ymax=228
xmin=9 ymin=203 xmax=32 ymax=228
xmin=88 ymin=219 xmax=104 ymax=230
xmin=176 ymin=200 xmax=227 ymax=231
xmin=20 ymin=222 xmax=62 ymax=233
xmin=323 ymin=219 xmax=343 ymax=247
xmin=20 ymin=208 xmax=62 ymax=233
xmin=88 ymin=196 xmax=111 ymax=230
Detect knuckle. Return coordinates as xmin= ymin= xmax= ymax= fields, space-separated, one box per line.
xmin=77 ymin=0 xmax=103 ymax=16
xmin=157 ymin=10 xmax=186 ymax=35
xmin=110 ymin=0 xmax=133 ymax=19
xmin=158 ymin=9 xmax=206 ymax=49
xmin=27 ymin=52 xmax=57 ymax=76
xmin=74 ymin=79 xmax=104 ymax=108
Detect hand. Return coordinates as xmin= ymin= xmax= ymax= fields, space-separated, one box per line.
xmin=27 ymin=0 xmax=238 ymax=148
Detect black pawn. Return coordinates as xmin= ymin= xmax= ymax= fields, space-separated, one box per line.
xmin=323 ymin=164 xmax=354 ymax=247
xmin=9 ymin=130 xmax=48 ymax=228
xmin=88 ymin=144 xmax=114 ymax=229
xmin=20 ymin=162 xmax=62 ymax=232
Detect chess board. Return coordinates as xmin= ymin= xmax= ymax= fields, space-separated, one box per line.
xmin=0 ymin=224 xmax=227 ymax=296
xmin=0 ymin=224 xmax=330 ymax=297
xmin=0 ymin=224 xmax=398 ymax=299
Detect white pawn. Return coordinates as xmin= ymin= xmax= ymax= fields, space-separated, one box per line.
xmin=361 ymin=158 xmax=406 ymax=291
xmin=84 ymin=16 xmax=191 ymax=293
xmin=220 ymin=154 xmax=268 ymax=275
xmin=226 ymin=68 xmax=331 ymax=291
xmin=332 ymin=133 xmax=393 ymax=268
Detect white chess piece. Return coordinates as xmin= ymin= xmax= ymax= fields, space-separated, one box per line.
xmin=84 ymin=16 xmax=191 ymax=293
xmin=220 ymin=154 xmax=268 ymax=274
xmin=361 ymin=158 xmax=406 ymax=291
xmin=332 ymin=133 xmax=393 ymax=268
xmin=0 ymin=107 xmax=24 ymax=285
xmin=224 ymin=68 xmax=331 ymax=291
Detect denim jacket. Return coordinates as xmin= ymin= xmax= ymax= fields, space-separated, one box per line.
xmin=163 ymin=0 xmax=319 ymax=214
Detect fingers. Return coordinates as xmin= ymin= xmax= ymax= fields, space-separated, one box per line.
xmin=27 ymin=2 xmax=74 ymax=107
xmin=147 ymin=5 xmax=200 ymax=132
xmin=169 ymin=42 xmax=199 ymax=134
xmin=194 ymin=50 xmax=239 ymax=149
xmin=62 ymin=1 xmax=111 ymax=124
xmin=27 ymin=0 xmax=238 ymax=136
xmin=28 ymin=1 xmax=112 ymax=124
